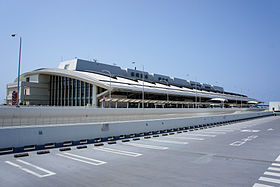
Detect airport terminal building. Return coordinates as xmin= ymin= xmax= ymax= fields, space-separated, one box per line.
xmin=6 ymin=58 xmax=257 ymax=108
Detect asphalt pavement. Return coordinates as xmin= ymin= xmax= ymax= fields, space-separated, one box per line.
xmin=0 ymin=116 xmax=279 ymax=187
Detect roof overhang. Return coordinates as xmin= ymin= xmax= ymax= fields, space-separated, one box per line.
xmin=18 ymin=68 xmax=251 ymax=102
xmin=210 ymin=98 xmax=228 ymax=102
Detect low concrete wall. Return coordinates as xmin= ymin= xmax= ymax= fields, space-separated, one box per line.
xmin=0 ymin=106 xmax=264 ymax=127
xmin=0 ymin=110 xmax=272 ymax=149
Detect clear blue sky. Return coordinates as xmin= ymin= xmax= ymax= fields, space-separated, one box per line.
xmin=0 ymin=0 xmax=279 ymax=104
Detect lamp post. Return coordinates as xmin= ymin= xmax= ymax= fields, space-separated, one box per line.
xmin=102 ymin=70 xmax=112 ymax=108
xmin=11 ymin=34 xmax=22 ymax=107
xmin=160 ymin=79 xmax=169 ymax=107
xmin=240 ymin=89 xmax=243 ymax=108
xmin=142 ymin=65 xmax=144 ymax=109
xmin=186 ymin=74 xmax=198 ymax=108
xmin=216 ymin=81 xmax=224 ymax=108
xmin=132 ymin=62 xmax=145 ymax=109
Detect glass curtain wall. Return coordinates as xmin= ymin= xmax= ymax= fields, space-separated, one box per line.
xmin=49 ymin=75 xmax=94 ymax=106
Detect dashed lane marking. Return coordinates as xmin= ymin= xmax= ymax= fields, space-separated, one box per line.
xmin=121 ymin=142 xmax=168 ymax=150
xmin=202 ymin=131 xmax=226 ymax=134
xmin=184 ymin=134 xmax=216 ymax=137
xmin=167 ymin=136 xmax=205 ymax=141
xmin=205 ymin=129 xmax=234 ymax=132
xmin=241 ymin=129 xmax=260 ymax=133
xmin=94 ymin=147 xmax=142 ymax=157
xmin=148 ymin=139 xmax=188 ymax=145
xmin=5 ymin=159 xmax=56 ymax=178
xmin=57 ymin=152 xmax=106 ymax=166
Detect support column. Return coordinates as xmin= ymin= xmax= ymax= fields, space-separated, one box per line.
xmin=62 ymin=77 xmax=67 ymax=106
xmin=54 ymin=76 xmax=57 ymax=106
xmin=60 ymin=76 xmax=63 ymax=106
xmin=92 ymin=84 xmax=97 ymax=107
xmin=50 ymin=75 xmax=53 ymax=106
xmin=74 ymin=79 xmax=77 ymax=106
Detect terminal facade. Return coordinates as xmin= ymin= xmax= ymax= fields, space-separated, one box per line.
xmin=6 ymin=58 xmax=257 ymax=108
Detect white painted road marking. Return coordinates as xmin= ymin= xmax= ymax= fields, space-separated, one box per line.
xmin=230 ymin=135 xmax=258 ymax=146
xmin=275 ymin=155 xmax=280 ymax=162
xmin=168 ymin=136 xmax=205 ymax=141
xmin=185 ymin=134 xmax=216 ymax=137
xmin=206 ymin=129 xmax=233 ymax=132
xmin=5 ymin=159 xmax=56 ymax=178
xmin=202 ymin=131 xmax=226 ymax=134
xmin=94 ymin=147 xmax=142 ymax=157
xmin=57 ymin=152 xmax=106 ymax=166
xmin=264 ymin=171 xmax=280 ymax=177
xmin=271 ymin=163 xmax=280 ymax=167
xmin=259 ymin=176 xmax=280 ymax=184
xmin=241 ymin=129 xmax=260 ymax=133
xmin=148 ymin=139 xmax=188 ymax=145
xmin=267 ymin=128 xmax=274 ymax=131
xmin=230 ymin=141 xmax=246 ymax=146
xmin=253 ymin=183 xmax=274 ymax=187
xmin=122 ymin=142 xmax=168 ymax=150
xmin=268 ymin=167 xmax=280 ymax=172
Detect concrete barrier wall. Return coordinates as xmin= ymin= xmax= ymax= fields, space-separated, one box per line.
xmin=0 ymin=110 xmax=272 ymax=149
xmin=0 ymin=106 xmax=264 ymax=127
xmin=0 ymin=106 xmax=264 ymax=118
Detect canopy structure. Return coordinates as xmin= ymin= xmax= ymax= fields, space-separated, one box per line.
xmin=248 ymin=100 xmax=259 ymax=104
xmin=6 ymin=58 xmax=257 ymax=108
xmin=210 ymin=98 xmax=228 ymax=102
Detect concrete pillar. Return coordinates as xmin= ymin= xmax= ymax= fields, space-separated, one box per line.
xmin=92 ymin=85 xmax=97 ymax=107
xmin=60 ymin=76 xmax=62 ymax=106
xmin=63 ymin=77 xmax=66 ymax=106
xmin=54 ymin=76 xmax=57 ymax=106
xmin=49 ymin=76 xmax=51 ymax=105
xmin=87 ymin=83 xmax=90 ymax=106
xmin=74 ymin=79 xmax=77 ymax=106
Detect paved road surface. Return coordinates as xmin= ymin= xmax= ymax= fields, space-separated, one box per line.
xmin=0 ymin=116 xmax=279 ymax=187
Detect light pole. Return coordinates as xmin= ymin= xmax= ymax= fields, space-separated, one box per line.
xmin=102 ymin=70 xmax=112 ymax=108
xmin=132 ymin=62 xmax=145 ymax=109
xmin=216 ymin=81 xmax=225 ymax=108
xmin=240 ymin=89 xmax=243 ymax=108
xmin=186 ymin=74 xmax=198 ymax=108
xmin=160 ymin=79 xmax=169 ymax=107
xmin=11 ymin=34 xmax=22 ymax=107
xmin=142 ymin=65 xmax=144 ymax=109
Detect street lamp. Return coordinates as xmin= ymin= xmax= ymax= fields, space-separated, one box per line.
xmin=160 ymin=79 xmax=169 ymax=107
xmin=240 ymin=89 xmax=243 ymax=108
xmin=11 ymin=34 xmax=22 ymax=107
xmin=102 ymin=70 xmax=112 ymax=108
xmin=216 ymin=81 xmax=224 ymax=108
xmin=187 ymin=74 xmax=198 ymax=108
xmin=132 ymin=62 xmax=145 ymax=109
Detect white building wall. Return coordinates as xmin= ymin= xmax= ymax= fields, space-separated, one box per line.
xmin=269 ymin=102 xmax=280 ymax=111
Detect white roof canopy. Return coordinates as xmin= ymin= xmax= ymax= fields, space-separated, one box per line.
xmin=210 ymin=98 xmax=228 ymax=102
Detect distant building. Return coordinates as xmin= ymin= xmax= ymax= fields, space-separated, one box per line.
xmin=269 ymin=102 xmax=280 ymax=112
xmin=6 ymin=58 xmax=257 ymax=108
